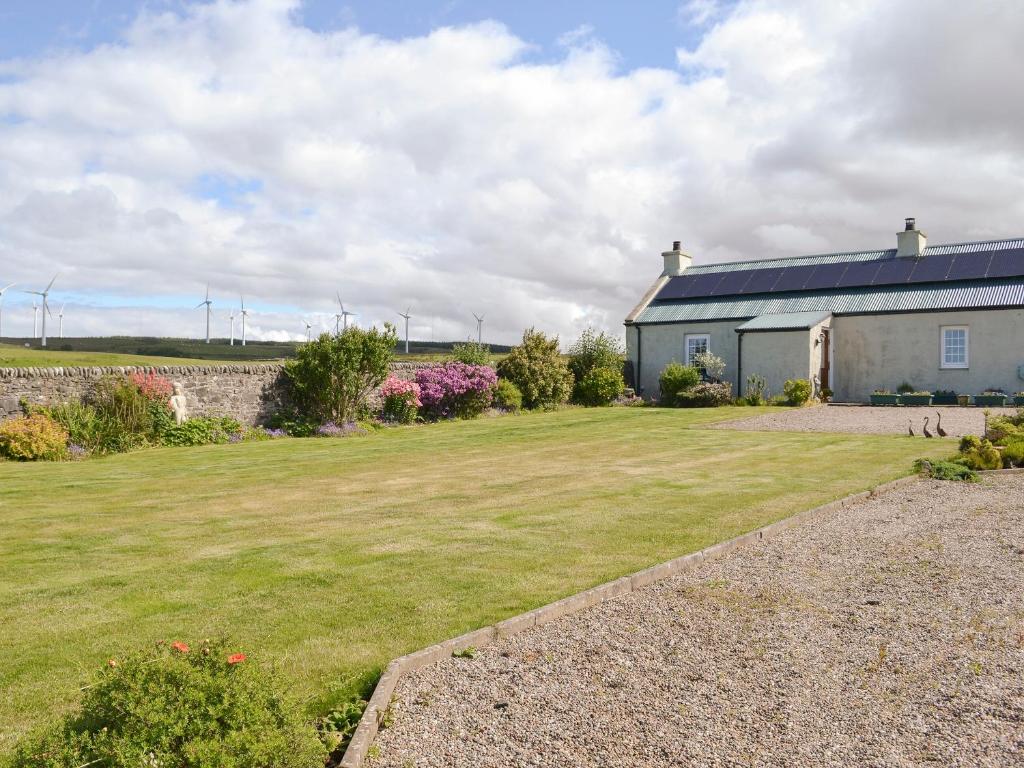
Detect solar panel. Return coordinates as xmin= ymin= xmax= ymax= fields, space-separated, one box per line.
xmin=653 ymin=275 xmax=696 ymax=301
xmin=740 ymin=267 xmax=784 ymax=294
xmin=907 ymin=253 xmax=955 ymax=284
xmin=835 ymin=260 xmax=881 ymax=288
xmin=681 ymin=273 xmax=725 ymax=297
xmin=709 ymin=270 xmax=753 ymax=296
xmin=985 ymin=247 xmax=1024 ymax=279
xmin=871 ymin=257 xmax=917 ymax=287
xmin=803 ymin=262 xmax=849 ymax=291
xmin=947 ymin=252 xmax=993 ymax=281
xmin=772 ymin=265 xmax=816 ymax=292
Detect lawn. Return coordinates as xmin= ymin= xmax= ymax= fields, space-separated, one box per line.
xmin=0 ymin=343 xmax=239 ymax=368
xmin=0 ymin=407 xmax=951 ymax=753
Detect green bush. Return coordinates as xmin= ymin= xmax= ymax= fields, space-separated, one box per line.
xmin=956 ymin=436 xmax=1001 ymax=470
xmin=496 ymin=328 xmax=574 ymax=410
xmin=317 ymin=699 xmax=367 ymax=757
xmin=744 ymin=374 xmax=767 ymax=406
xmin=449 ymin=341 xmax=491 ymax=366
xmin=574 ymin=366 xmax=625 ymax=406
xmin=692 ymin=351 xmax=726 ymax=381
xmin=10 ymin=638 xmax=326 ymax=768
xmin=1001 ymin=439 xmax=1024 ymax=467
xmin=783 ymin=378 xmax=812 ymax=406
xmin=986 ymin=416 xmax=1023 ymax=445
xmin=674 ymin=381 xmax=733 ymax=408
xmin=897 ymin=381 xmax=915 ymax=395
xmin=914 ymin=458 xmax=979 ymax=482
xmin=493 ymin=378 xmax=523 ymax=411
xmin=658 ymin=362 xmax=701 ymax=406
xmin=567 ymin=329 xmax=624 ymax=405
xmin=161 ymin=417 xmax=243 ymax=447
xmin=285 ymin=325 xmax=398 ymax=424
xmin=266 ymin=408 xmax=319 ymax=437
xmin=0 ymin=413 xmax=68 ymax=461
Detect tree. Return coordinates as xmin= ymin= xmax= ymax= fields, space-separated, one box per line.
xmin=496 ymin=328 xmax=574 ymax=409
xmin=285 ymin=324 xmax=397 ymax=424
xmin=567 ymin=328 xmax=625 ymax=405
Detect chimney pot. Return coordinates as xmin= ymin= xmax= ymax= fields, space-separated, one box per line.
xmin=672 ymin=240 xmax=681 ymax=251
xmin=905 ymin=217 xmax=916 ymax=232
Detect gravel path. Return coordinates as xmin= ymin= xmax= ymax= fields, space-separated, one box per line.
xmin=370 ymin=476 xmax=1024 ymax=767
xmin=714 ymin=404 xmax=1020 ymax=437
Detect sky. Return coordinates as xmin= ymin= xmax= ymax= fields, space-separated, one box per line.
xmin=1 ymin=0 xmax=1023 ymax=344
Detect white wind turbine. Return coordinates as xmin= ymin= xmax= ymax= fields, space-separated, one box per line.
xmin=0 ymin=282 xmax=15 ymax=338
xmin=24 ymin=273 xmax=57 ymax=347
xmin=228 ymin=306 xmax=237 ymax=346
xmin=336 ymin=292 xmax=355 ymax=330
xmin=58 ymin=303 xmax=65 ymax=339
xmin=240 ymin=296 xmax=249 ymax=346
xmin=303 ymin=319 xmax=313 ymax=342
xmin=472 ymin=312 xmax=484 ymax=344
xmin=196 ymin=285 xmax=213 ymax=344
xmin=398 ymin=307 xmax=411 ymax=354
xmin=31 ymin=301 xmax=38 ymax=339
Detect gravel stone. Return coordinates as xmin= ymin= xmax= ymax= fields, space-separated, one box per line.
xmin=713 ymin=404 xmax=1020 ymax=437
xmin=369 ymin=476 xmax=1024 ymax=767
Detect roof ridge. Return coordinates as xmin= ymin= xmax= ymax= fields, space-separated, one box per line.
xmin=689 ymin=236 xmax=1024 ymax=272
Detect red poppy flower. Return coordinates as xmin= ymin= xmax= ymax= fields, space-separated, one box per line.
xmin=227 ymin=653 xmax=246 ymax=665
xmin=171 ymin=641 xmax=190 ymax=654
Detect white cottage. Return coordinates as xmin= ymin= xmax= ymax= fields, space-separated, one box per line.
xmin=625 ymin=219 xmax=1024 ymax=403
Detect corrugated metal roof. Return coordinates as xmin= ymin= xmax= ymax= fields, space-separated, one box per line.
xmin=686 ymin=238 xmax=1024 ymax=275
xmin=735 ymin=311 xmax=832 ymax=331
xmin=634 ymin=279 xmax=1024 ymax=324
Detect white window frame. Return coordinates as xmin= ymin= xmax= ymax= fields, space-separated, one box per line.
xmin=940 ymin=325 xmax=969 ymax=369
xmin=684 ymin=334 xmax=710 ymax=367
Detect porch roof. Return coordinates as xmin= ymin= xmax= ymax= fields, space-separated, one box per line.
xmin=735 ymin=311 xmax=832 ymax=332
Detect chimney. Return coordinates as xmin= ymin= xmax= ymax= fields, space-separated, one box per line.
xmin=661 ymin=240 xmax=692 ymax=277
xmin=896 ymin=217 xmax=927 ymax=258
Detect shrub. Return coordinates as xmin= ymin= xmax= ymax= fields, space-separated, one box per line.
xmin=574 ymin=366 xmax=625 ymax=406
xmin=956 ymin=436 xmax=1001 ymax=470
xmin=658 ymin=362 xmax=701 ymax=406
xmin=783 ymin=378 xmax=812 ymax=406
xmin=914 ymin=458 xmax=979 ymax=482
xmin=379 ymin=375 xmax=421 ymax=424
xmin=692 ymin=351 xmax=726 ymax=382
xmin=285 ymin=325 xmax=397 ymax=425
xmin=89 ymin=375 xmax=156 ymax=451
xmin=1002 ymin=439 xmax=1024 ymax=468
xmin=318 ymin=699 xmax=367 ymax=757
xmin=161 ymin=416 xmax=243 ymax=447
xmin=415 ymin=362 xmax=497 ymax=420
xmin=0 ymin=413 xmax=68 ymax=461
xmin=987 ymin=416 xmax=1024 ymax=445
xmin=127 ymin=371 xmax=173 ymax=401
xmin=449 ymin=341 xmax=491 ymax=366
xmin=818 ymin=386 xmax=833 ymax=403
xmin=744 ymin=374 xmax=767 ymax=406
xmin=897 ymin=382 xmax=915 ymax=395
xmin=10 ymin=638 xmax=326 ymax=768
xmin=37 ymin=401 xmax=105 ymax=452
xmin=675 ymin=381 xmax=733 ymax=407
xmin=493 ymin=378 xmax=523 ymax=411
xmin=567 ymin=329 xmax=624 ymax=405
xmin=496 ymin=329 xmax=573 ymax=410
xmin=266 ymin=408 xmax=319 ymax=437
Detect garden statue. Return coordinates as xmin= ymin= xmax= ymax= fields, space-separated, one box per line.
xmin=169 ymin=382 xmax=188 ymax=425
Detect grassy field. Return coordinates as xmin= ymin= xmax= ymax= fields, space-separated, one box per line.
xmin=0 ymin=342 xmax=242 ymax=368
xmin=0 ymin=407 xmax=951 ymax=752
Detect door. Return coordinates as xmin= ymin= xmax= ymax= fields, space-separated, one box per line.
xmin=819 ymin=328 xmax=831 ymax=391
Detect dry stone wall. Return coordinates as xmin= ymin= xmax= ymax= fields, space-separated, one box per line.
xmin=0 ymin=361 xmax=436 ymax=424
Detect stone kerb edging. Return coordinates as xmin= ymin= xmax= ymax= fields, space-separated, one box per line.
xmin=339 ymin=472 xmax=925 ymax=767
xmin=0 ymin=360 xmax=439 ymax=379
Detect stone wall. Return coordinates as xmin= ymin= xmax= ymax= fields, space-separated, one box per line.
xmin=0 ymin=361 xmax=437 ymax=424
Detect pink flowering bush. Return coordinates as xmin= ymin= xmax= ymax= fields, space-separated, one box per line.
xmin=128 ymin=371 xmax=173 ymax=401
xmin=379 ymin=375 xmax=422 ymax=424
xmin=415 ymin=363 xmax=497 ymax=420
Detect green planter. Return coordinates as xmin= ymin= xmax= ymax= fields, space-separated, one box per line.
xmin=1014 ymin=396 xmax=1024 ymax=407
xmin=899 ymin=394 xmax=933 ymax=406
xmin=932 ymin=394 xmax=958 ymax=406
xmin=975 ymin=394 xmax=1008 ymax=407
xmin=870 ymin=394 xmax=900 ymax=406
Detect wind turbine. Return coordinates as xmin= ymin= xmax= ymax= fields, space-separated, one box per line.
xmin=398 ymin=307 xmax=411 ymax=354
xmin=31 ymin=302 xmax=38 ymax=339
xmin=240 ymin=296 xmax=248 ymax=346
xmin=336 ymin=292 xmax=355 ymax=330
xmin=228 ymin=306 xmax=237 ymax=346
xmin=473 ymin=313 xmax=484 ymax=344
xmin=303 ymin=319 xmax=313 ymax=342
xmin=24 ymin=274 xmax=57 ymax=347
xmin=196 ymin=285 xmax=213 ymax=344
xmin=0 ymin=282 xmax=15 ymax=338
xmin=58 ymin=303 xmax=65 ymax=339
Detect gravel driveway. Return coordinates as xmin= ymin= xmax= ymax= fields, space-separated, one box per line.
xmin=370 ymin=475 xmax=1024 ymax=767
xmin=714 ymin=404 xmax=1020 ymax=437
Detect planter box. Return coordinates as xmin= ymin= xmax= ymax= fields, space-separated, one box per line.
xmin=1014 ymin=396 xmax=1024 ymax=407
xmin=870 ymin=394 xmax=900 ymax=406
xmin=899 ymin=394 xmax=933 ymax=406
xmin=975 ymin=395 xmax=1008 ymax=407
xmin=932 ymin=394 xmax=959 ymax=406
xmin=957 ymin=395 xmax=971 ymax=407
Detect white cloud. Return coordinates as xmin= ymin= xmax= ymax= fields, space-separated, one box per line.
xmin=1 ymin=0 xmax=1024 ymax=345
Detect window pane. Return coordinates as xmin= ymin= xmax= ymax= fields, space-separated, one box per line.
xmin=943 ymin=328 xmax=966 ymax=365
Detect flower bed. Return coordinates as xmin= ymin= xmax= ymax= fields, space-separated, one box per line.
xmin=415 ymin=363 xmax=497 ymax=420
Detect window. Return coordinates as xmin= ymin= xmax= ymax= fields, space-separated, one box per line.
xmin=940 ymin=326 xmax=968 ymax=369
xmin=685 ymin=334 xmax=710 ymax=367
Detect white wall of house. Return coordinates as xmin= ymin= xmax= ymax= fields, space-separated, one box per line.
xmin=626 ymin=320 xmax=741 ymax=399
xmin=739 ymin=320 xmax=829 ymax=401
xmin=831 ymin=308 xmax=1024 ymax=402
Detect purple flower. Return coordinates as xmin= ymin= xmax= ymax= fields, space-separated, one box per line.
xmin=228 ymin=432 xmax=244 ymax=444
xmin=263 ymin=428 xmax=286 ymax=438
xmin=317 ymin=421 xmax=365 ymax=437
xmin=67 ymin=443 xmax=88 ymax=459
xmin=414 ymin=363 xmax=497 ymax=420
